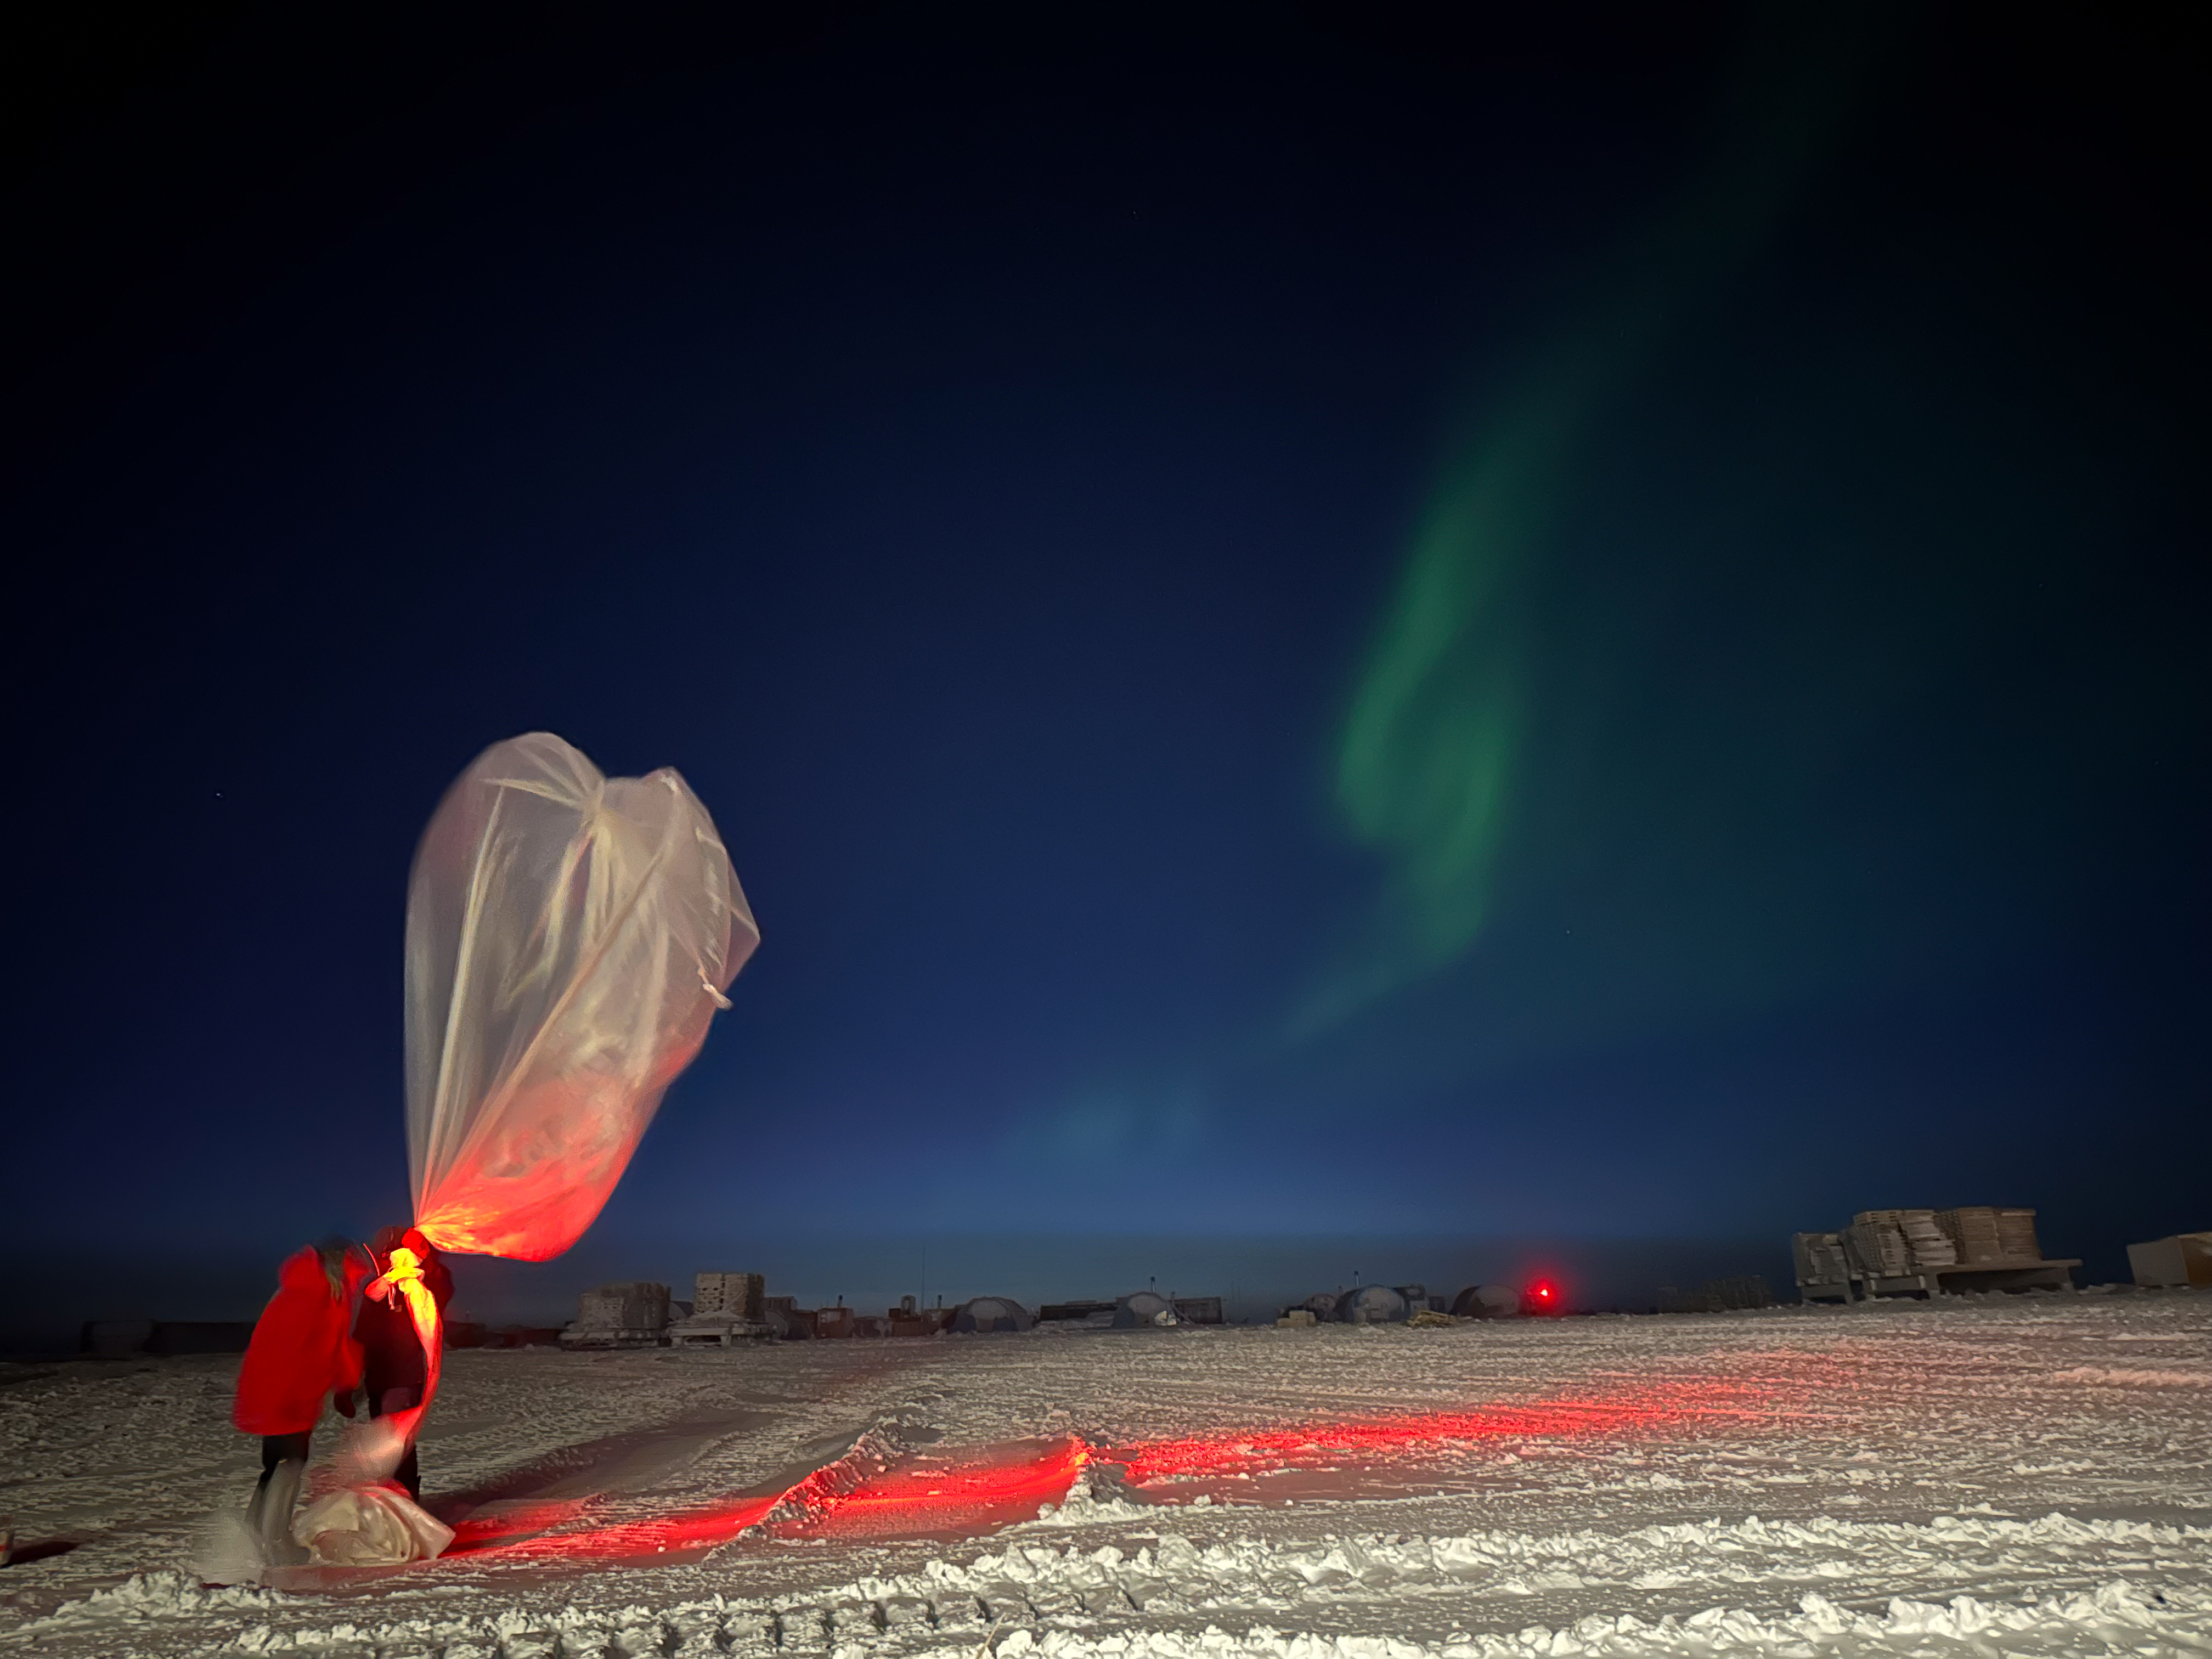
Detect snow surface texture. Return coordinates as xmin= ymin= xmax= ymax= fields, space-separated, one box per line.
xmin=2 ymin=1291 xmax=2207 ymax=1657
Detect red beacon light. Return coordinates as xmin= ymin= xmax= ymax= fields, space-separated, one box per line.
xmin=1521 ymin=1279 xmax=1565 ymax=1317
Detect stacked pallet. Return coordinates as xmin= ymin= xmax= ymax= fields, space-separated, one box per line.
xmin=1997 ymin=1208 xmax=2041 ymax=1260
xmin=1898 ymin=1210 xmax=1957 ymax=1268
xmin=1938 ymin=1206 xmax=2041 ymax=1265
xmin=1854 ymin=1209 xmax=1956 ymax=1268
xmin=1792 ymin=1231 xmax=1850 ymax=1286
xmin=1846 ymin=1214 xmax=1912 ymax=1277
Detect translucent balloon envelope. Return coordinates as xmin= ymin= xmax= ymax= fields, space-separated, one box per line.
xmin=405 ymin=733 xmax=757 ymax=1260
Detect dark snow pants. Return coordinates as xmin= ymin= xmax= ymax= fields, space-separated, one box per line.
xmin=251 ymin=1430 xmax=313 ymax=1558
xmin=256 ymin=1431 xmax=313 ymax=1492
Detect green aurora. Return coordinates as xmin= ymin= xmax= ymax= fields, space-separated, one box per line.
xmin=1322 ymin=13 xmax=1878 ymax=1029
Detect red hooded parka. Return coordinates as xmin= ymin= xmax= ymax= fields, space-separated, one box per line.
xmin=233 ymin=1245 xmax=366 ymax=1436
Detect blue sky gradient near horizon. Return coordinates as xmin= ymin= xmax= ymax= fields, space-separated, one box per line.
xmin=7 ymin=5 xmax=2205 ymax=1330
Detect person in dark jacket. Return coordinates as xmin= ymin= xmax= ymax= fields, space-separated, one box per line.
xmin=234 ymin=1236 xmax=367 ymax=1558
xmin=347 ymin=1225 xmax=453 ymax=1503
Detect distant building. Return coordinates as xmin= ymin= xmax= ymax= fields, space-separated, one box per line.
xmin=560 ymin=1281 xmax=670 ymax=1349
xmin=1114 ymin=1290 xmax=1178 ymax=1328
xmin=951 ymin=1296 xmax=1033 ymax=1333
xmin=1451 ymin=1284 xmax=1518 ymax=1319
xmin=1038 ymin=1299 xmax=1116 ymax=1323
xmin=80 ymin=1320 xmax=255 ymax=1358
xmin=668 ymin=1272 xmax=773 ymax=1346
xmin=1337 ymin=1285 xmax=1409 ymax=1324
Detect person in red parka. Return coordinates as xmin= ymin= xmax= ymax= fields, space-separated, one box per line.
xmin=234 ymin=1236 xmax=368 ymax=1557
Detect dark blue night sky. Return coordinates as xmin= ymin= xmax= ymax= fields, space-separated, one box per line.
xmin=8 ymin=5 xmax=2205 ymax=1335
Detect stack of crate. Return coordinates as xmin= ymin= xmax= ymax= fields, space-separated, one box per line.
xmin=1898 ymin=1210 xmax=1957 ymax=1268
xmin=1793 ymin=1231 xmax=1850 ymax=1288
xmin=1847 ymin=1212 xmax=1914 ymax=1277
xmin=1997 ymin=1208 xmax=2041 ymax=1260
xmin=1938 ymin=1206 xmax=2041 ymax=1265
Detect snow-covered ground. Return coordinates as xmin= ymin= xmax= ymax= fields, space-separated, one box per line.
xmin=2 ymin=1289 xmax=2207 ymax=1657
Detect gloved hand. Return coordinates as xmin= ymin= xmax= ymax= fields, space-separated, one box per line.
xmin=331 ymin=1387 xmax=357 ymax=1420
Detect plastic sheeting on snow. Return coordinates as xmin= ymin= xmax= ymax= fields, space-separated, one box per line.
xmin=292 ymin=1483 xmax=453 ymax=1566
xmin=407 ymin=733 xmax=758 ymax=1261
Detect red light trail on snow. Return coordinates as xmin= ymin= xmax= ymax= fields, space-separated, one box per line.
xmin=1099 ymin=1400 xmax=1643 ymax=1485
xmin=435 ymin=1369 xmax=1815 ymax=1566
xmin=1096 ymin=1370 xmax=1809 ymax=1488
xmin=445 ymin=1437 xmax=1092 ymax=1563
xmin=790 ymin=1436 xmax=1090 ymax=1539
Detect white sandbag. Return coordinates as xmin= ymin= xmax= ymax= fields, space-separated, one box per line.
xmin=405 ymin=732 xmax=757 ymax=1260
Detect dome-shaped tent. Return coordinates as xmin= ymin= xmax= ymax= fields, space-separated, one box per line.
xmin=1112 ymin=1290 xmax=1178 ymax=1328
xmin=1450 ymin=1283 xmax=1520 ymax=1319
xmin=1300 ymin=1291 xmax=1340 ymax=1321
xmin=950 ymin=1296 xmax=1034 ymax=1334
xmin=1336 ymin=1284 xmax=1409 ymax=1324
